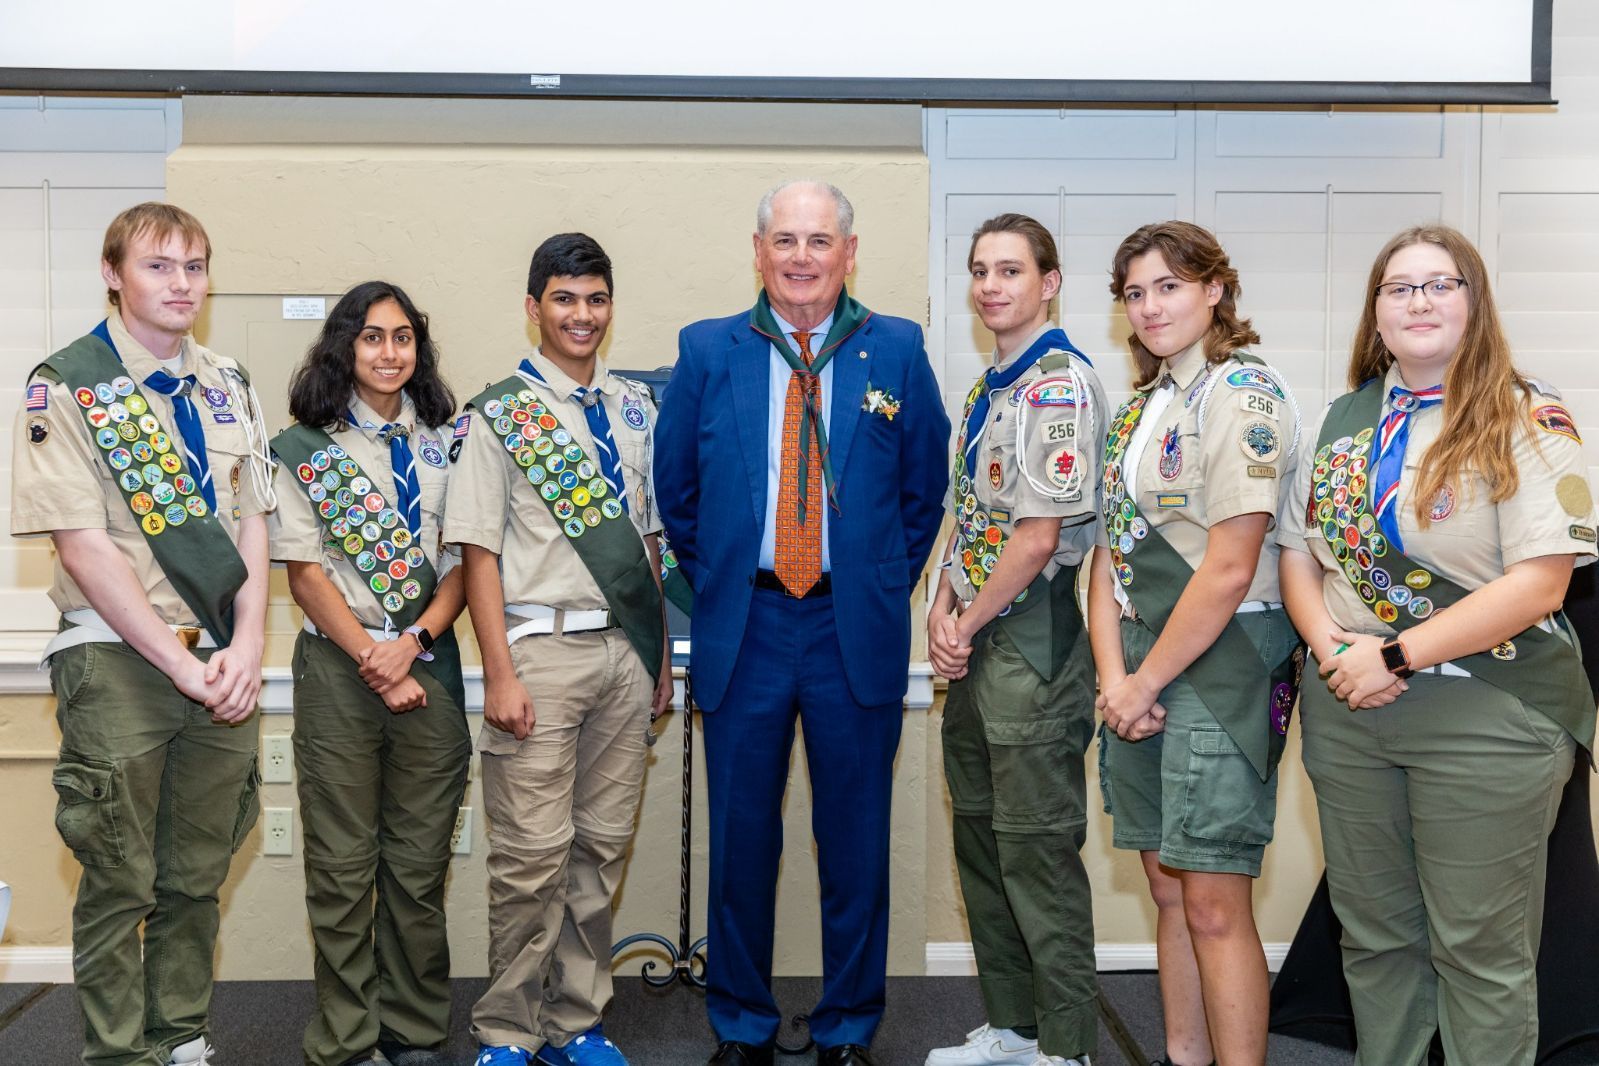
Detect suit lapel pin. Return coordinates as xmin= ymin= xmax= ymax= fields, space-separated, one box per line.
xmin=859 ymin=350 xmax=868 ymax=359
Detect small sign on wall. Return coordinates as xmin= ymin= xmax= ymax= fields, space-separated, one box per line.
xmin=282 ymin=297 xmax=326 ymax=320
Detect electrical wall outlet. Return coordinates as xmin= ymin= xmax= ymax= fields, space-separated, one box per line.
xmin=262 ymin=807 xmax=294 ymax=856
xmin=261 ymin=735 xmax=294 ymax=784
xmin=451 ymin=806 xmax=472 ymax=855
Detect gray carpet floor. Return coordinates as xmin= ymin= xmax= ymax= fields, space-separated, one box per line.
xmin=2 ymin=974 xmax=1595 ymax=1064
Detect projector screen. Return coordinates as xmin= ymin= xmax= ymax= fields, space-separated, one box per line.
xmin=0 ymin=0 xmax=1553 ymax=105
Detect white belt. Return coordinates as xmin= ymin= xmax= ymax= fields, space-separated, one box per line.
xmin=302 ymin=618 xmax=395 ymax=642
xmin=503 ymin=603 xmax=615 ymax=644
xmin=1121 ymin=599 xmax=1281 ymax=622
xmin=43 ymin=607 xmax=218 ymax=662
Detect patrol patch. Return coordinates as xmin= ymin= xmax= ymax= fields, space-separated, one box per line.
xmin=25 ymin=382 xmax=48 ymax=411
xmin=1239 ymin=421 xmax=1281 ymax=463
xmin=1532 ymin=404 xmax=1581 ymax=444
xmin=1556 ymin=474 xmax=1593 ymax=518
xmin=1026 ymin=378 xmax=1076 ymax=408
xmin=1226 ymin=367 xmax=1286 ymax=399
xmin=449 ymin=438 xmax=463 ymax=463
xmin=27 ymin=416 xmax=48 ymax=445
xmin=1158 ymin=427 xmax=1182 ymax=480
xmin=1045 ymin=447 xmax=1078 ymax=490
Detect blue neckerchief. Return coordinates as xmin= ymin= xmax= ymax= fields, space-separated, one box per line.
xmin=519 ymin=358 xmax=628 ymax=514
xmin=345 ymin=410 xmax=420 ymax=534
xmin=1372 ymin=382 xmax=1444 ymax=554
xmin=962 ymin=327 xmax=1089 ymax=477
xmin=95 ymin=319 xmax=217 ymax=512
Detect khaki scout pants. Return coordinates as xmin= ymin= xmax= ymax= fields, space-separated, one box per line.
xmin=49 ymin=641 xmax=261 ymax=1066
xmin=941 ymin=625 xmax=1098 ymax=1060
xmin=470 ymin=629 xmax=651 ymax=1051
xmin=291 ymin=632 xmax=471 ymax=1066
xmin=1300 ymin=661 xmax=1575 ymax=1066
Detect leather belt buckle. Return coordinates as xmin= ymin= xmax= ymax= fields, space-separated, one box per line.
xmin=176 ymin=626 xmax=202 ymax=650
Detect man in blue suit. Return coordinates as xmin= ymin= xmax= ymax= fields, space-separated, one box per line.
xmin=654 ymin=180 xmax=950 ymax=1066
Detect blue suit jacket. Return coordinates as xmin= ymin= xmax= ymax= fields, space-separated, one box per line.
xmin=653 ymin=305 xmax=951 ymax=712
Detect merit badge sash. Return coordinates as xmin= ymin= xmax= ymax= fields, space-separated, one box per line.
xmin=952 ymin=350 xmax=1086 ymax=681
xmin=270 ymin=423 xmax=438 ymax=632
xmin=37 ymin=331 xmax=248 ymax=646
xmin=1313 ymin=381 xmax=1595 ymax=749
xmin=468 ymin=377 xmax=664 ymax=681
xmin=1103 ymin=356 xmax=1304 ymax=779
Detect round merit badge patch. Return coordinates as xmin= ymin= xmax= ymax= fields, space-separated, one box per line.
xmin=1239 ymin=421 xmax=1281 ymax=463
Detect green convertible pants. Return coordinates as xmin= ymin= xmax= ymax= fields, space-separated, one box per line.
xmin=49 ymin=641 xmax=261 ymax=1066
xmin=941 ymin=623 xmax=1098 ymax=1060
xmin=1300 ymin=657 xmax=1575 ymax=1066
xmin=291 ymin=631 xmax=470 ymax=1066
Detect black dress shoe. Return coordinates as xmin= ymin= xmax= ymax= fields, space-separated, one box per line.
xmin=708 ymin=1041 xmax=775 ymax=1066
xmin=817 ymin=1045 xmax=874 ymax=1066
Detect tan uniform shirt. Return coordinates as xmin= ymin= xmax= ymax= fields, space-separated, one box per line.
xmin=1278 ymin=366 xmax=1598 ymax=637
xmin=11 ymin=313 xmax=273 ymax=625
xmin=443 ymin=350 xmax=660 ymax=611
xmin=949 ymin=325 xmax=1106 ymax=605
xmin=269 ymin=394 xmax=459 ymax=629
xmin=1100 ymin=341 xmax=1301 ymax=605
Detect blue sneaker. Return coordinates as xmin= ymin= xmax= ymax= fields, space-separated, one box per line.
xmin=559 ymin=1026 xmax=628 ymax=1066
xmin=534 ymin=1044 xmax=572 ymax=1066
xmin=475 ymin=1047 xmax=532 ymax=1066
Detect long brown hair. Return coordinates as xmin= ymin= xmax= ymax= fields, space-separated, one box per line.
xmin=1347 ymin=225 xmax=1526 ymax=525
xmin=1109 ymin=221 xmax=1260 ymax=389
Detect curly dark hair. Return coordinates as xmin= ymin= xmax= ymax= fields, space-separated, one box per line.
xmin=287 ymin=280 xmax=456 ymax=430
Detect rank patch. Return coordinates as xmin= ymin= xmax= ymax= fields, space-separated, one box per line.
xmin=1428 ymin=484 xmax=1455 ymax=523
xmin=1158 ymin=427 xmax=1183 ymax=481
xmin=988 ymin=460 xmax=1004 ymax=490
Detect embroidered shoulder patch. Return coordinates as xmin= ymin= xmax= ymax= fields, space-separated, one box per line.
xmin=1532 ymin=404 xmax=1581 ymax=444
xmin=1225 ymin=366 xmax=1286 ymax=399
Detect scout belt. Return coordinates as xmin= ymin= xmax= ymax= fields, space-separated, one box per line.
xmin=36 ymin=331 xmax=247 ymax=646
xmin=271 ymin=422 xmax=438 ymax=632
xmin=1102 ymin=355 xmax=1304 ymax=780
xmin=952 ymin=352 xmax=1086 ymax=681
xmin=468 ymin=375 xmax=664 ymax=682
xmin=1313 ymin=380 xmax=1595 ymax=749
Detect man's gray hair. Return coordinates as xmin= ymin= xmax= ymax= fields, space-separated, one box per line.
xmin=755 ymin=180 xmax=854 ymax=238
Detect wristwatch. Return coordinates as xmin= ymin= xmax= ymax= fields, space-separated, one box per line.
xmin=1379 ymin=638 xmax=1414 ymax=679
xmin=404 ymin=625 xmax=435 ymax=661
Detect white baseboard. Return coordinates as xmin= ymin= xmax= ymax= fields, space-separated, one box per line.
xmin=925 ymin=941 xmax=1291 ymax=976
xmin=0 ymin=946 xmax=74 ymax=983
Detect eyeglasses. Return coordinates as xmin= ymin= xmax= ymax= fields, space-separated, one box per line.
xmin=1374 ymin=277 xmax=1468 ymax=302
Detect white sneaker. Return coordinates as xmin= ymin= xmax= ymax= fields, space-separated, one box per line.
xmin=1030 ymin=1056 xmax=1090 ymax=1066
xmin=167 ymin=1037 xmax=216 ymax=1065
xmin=925 ymin=1024 xmax=1039 ymax=1066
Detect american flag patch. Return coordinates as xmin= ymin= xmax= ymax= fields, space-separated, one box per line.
xmin=453 ymin=414 xmax=471 ymax=438
xmin=25 ymin=382 xmax=48 ymax=411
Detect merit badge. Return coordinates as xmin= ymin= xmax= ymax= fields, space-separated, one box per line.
xmin=483 ymin=399 xmax=504 ymax=419
xmin=622 ymin=397 xmax=648 ymax=430
xmin=383 ymin=592 xmax=404 ymax=613
xmin=356 ymin=551 xmax=377 ymax=572
xmin=349 ymin=476 xmax=371 ymax=496
xmin=420 ymin=437 xmax=445 ymax=467
xmin=74 ymin=387 xmax=96 ymax=408
xmin=94 ymin=382 xmax=116 ymax=404
xmin=1158 ymin=427 xmax=1183 ymax=481
xmin=405 ymin=545 xmax=426 ymax=568
xmin=1428 ymin=485 xmax=1455 ymax=523
xmin=1026 ymin=378 xmax=1075 ymax=408
xmin=1047 ymin=447 xmax=1078 ymax=490
xmin=27 ymin=417 xmax=48 ymax=445
xmin=401 ymin=579 xmax=422 ymax=600
xmin=185 ymin=496 xmax=207 ymax=517
xmin=1409 ymin=597 xmax=1433 ymax=619
xmin=370 ymin=573 xmax=391 ymax=594
xmin=1239 ymin=421 xmax=1280 ymax=463
xmin=388 ymin=559 xmax=409 ymax=580
xmin=1532 ymin=404 xmax=1581 ymax=444
xmin=141 ymin=513 xmax=166 ymax=535
xmin=988 ymin=460 xmax=1003 ymax=490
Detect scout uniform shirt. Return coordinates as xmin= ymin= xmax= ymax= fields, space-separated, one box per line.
xmin=1278 ymin=367 xmax=1598 ymax=640
xmin=443 ymin=349 xmax=660 ymax=611
xmin=950 ymin=324 xmax=1106 ymax=605
xmin=269 ymin=394 xmax=458 ymax=628
xmin=1102 ymin=341 xmax=1300 ymax=611
xmin=11 ymin=312 xmax=272 ymax=623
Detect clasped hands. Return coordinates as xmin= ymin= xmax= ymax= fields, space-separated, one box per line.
xmin=1096 ymin=672 xmax=1167 ymax=741
xmin=1317 ymin=630 xmax=1408 ymax=710
xmin=358 ymin=635 xmax=428 ymax=713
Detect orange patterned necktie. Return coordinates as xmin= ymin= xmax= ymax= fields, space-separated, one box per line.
xmin=774 ymin=331 xmax=822 ymax=597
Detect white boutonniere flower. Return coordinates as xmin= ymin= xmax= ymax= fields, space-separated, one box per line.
xmin=861 ymin=383 xmax=902 ymax=421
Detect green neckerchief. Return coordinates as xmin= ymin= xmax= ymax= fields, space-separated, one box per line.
xmin=270 ymin=422 xmax=439 ymax=632
xmin=1102 ymin=354 xmax=1304 ymax=780
xmin=37 ymin=334 xmax=248 ymax=646
xmin=1314 ymin=381 xmax=1595 ymax=749
xmin=468 ymin=376 xmax=664 ymax=682
xmin=953 ymin=351 xmax=1082 ymax=680
xmin=749 ymin=288 xmax=873 ymax=525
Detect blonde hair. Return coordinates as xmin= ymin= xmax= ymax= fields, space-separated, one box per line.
xmin=1347 ymin=225 xmax=1526 ymax=526
xmin=101 ymin=202 xmax=212 ymax=307
xmin=1109 ymin=221 xmax=1260 ymax=390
